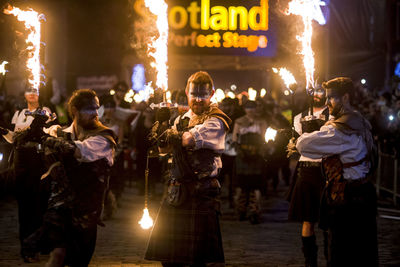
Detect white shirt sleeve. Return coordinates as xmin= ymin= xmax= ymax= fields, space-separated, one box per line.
xmin=11 ymin=110 xmax=19 ymax=126
xmin=74 ymin=135 xmax=114 ymax=166
xmin=296 ymin=124 xmax=370 ymax=179
xmin=296 ymin=125 xmax=347 ymax=159
xmin=189 ymin=117 xmax=226 ymax=154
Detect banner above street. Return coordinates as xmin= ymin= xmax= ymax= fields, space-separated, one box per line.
xmin=135 ymin=0 xmax=277 ymax=57
xmin=167 ymin=0 xmax=276 ymax=56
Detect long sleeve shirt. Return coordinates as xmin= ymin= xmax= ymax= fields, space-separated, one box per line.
xmin=46 ymin=123 xmax=114 ymax=166
xmin=174 ymin=109 xmax=226 ymax=177
xmin=296 ymin=124 xmax=370 ymax=180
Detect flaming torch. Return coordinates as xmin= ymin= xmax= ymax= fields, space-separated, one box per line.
xmin=286 ymin=0 xmax=326 ymax=115
xmin=138 ymin=0 xmax=169 ymax=230
xmin=272 ymin=67 xmax=297 ymax=137
xmin=144 ymin=0 xmax=168 ymax=101
xmin=4 ymin=5 xmax=45 ymax=95
xmin=138 ymin=153 xmax=154 ymax=230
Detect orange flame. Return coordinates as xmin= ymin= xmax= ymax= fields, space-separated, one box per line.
xmin=138 ymin=208 xmax=154 ymax=230
xmin=0 ymin=61 xmax=8 ymax=75
xmin=144 ymin=0 xmax=168 ymax=92
xmin=287 ymin=0 xmax=325 ymax=89
xmin=4 ymin=5 xmax=44 ymax=93
xmin=272 ymin=67 xmax=297 ymax=89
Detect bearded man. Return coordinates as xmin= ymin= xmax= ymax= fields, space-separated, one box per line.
xmin=296 ymin=77 xmax=378 ymax=267
xmin=145 ymin=71 xmax=230 ymax=267
xmin=287 ymin=86 xmax=330 ymax=267
xmin=23 ymin=89 xmax=117 ymax=267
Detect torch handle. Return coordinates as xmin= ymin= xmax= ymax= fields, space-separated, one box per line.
xmin=308 ymin=88 xmax=314 ymax=116
xmin=144 ymin=152 xmax=150 ymax=208
xmin=291 ymin=93 xmax=295 ymax=138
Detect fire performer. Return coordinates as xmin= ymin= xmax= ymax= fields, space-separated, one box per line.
xmin=0 ymin=87 xmax=53 ymax=262
xmin=296 ymin=77 xmax=378 ymax=267
xmin=23 ymin=89 xmax=116 ymax=267
xmin=145 ymin=71 xmax=230 ymax=267
xmin=287 ymin=85 xmax=329 ymax=267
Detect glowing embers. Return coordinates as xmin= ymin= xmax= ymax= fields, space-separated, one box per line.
xmin=272 ymin=67 xmax=297 ymax=89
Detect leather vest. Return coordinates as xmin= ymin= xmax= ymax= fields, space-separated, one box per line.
xmin=56 ymin=124 xmax=116 ymax=227
xmin=300 ymin=107 xmax=329 ymax=133
xmin=172 ymin=107 xmax=230 ymax=180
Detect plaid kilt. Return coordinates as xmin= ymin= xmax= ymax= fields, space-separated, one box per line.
xmin=288 ymin=165 xmax=325 ymax=222
xmin=145 ymin=192 xmax=224 ymax=264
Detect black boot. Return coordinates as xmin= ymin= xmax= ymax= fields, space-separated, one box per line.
xmin=302 ymin=235 xmax=318 ymax=267
xmin=323 ymin=231 xmax=331 ymax=267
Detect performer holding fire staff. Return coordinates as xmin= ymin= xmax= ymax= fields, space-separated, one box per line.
xmin=0 ymin=87 xmax=53 ymax=262
xmin=22 ymin=89 xmax=116 ymax=267
xmin=296 ymin=77 xmax=378 ymax=267
xmin=145 ymin=71 xmax=230 ymax=267
xmin=287 ymin=85 xmax=330 ymax=267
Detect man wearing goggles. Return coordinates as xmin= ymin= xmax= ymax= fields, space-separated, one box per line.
xmin=288 ymin=85 xmax=330 ymax=267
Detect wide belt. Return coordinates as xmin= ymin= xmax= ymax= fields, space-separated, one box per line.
xmin=298 ymin=161 xmax=321 ymax=168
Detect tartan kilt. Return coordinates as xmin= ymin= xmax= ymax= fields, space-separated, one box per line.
xmin=288 ymin=165 xmax=325 ymax=222
xmin=145 ymin=194 xmax=224 ymax=264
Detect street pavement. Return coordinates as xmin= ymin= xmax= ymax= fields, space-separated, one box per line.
xmin=0 ymin=182 xmax=399 ymax=267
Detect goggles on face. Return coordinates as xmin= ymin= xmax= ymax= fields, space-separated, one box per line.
xmin=79 ymin=106 xmax=99 ymax=115
xmin=25 ymin=89 xmax=39 ymax=95
xmin=188 ymin=83 xmax=212 ymax=100
xmin=313 ymin=88 xmax=325 ymax=95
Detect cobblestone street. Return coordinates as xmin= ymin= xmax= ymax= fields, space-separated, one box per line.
xmin=0 ymin=184 xmax=399 ymax=267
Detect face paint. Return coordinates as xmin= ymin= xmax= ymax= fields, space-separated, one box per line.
xmin=79 ymin=107 xmax=99 ymax=115
xmin=313 ymin=88 xmax=326 ymax=107
xmin=326 ymin=89 xmax=343 ymax=116
xmin=25 ymin=88 xmax=39 ymax=96
xmin=187 ymin=82 xmax=213 ymax=115
xmin=188 ymin=83 xmax=212 ymax=101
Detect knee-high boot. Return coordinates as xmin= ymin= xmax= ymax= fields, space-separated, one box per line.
xmin=323 ymin=230 xmax=331 ymax=267
xmin=302 ymin=235 xmax=318 ymax=267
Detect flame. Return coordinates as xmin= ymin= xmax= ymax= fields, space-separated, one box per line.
xmin=273 ymin=67 xmax=297 ymax=89
xmin=0 ymin=61 xmax=8 ymax=75
xmin=248 ymin=87 xmax=257 ymax=101
xmin=124 ymin=89 xmax=135 ymax=103
xmin=144 ymin=0 xmax=168 ymax=92
xmin=227 ymin=91 xmax=236 ymax=99
xmin=4 ymin=5 xmax=44 ymax=93
xmin=211 ymin=88 xmax=225 ymax=103
xmin=265 ymin=127 xmax=277 ymax=142
xmin=166 ymin=90 xmax=172 ymax=103
xmin=133 ymin=82 xmax=155 ymax=103
xmin=138 ymin=208 xmax=154 ymax=229
xmin=260 ymin=88 xmax=266 ymax=97
xmin=287 ymin=0 xmax=326 ymax=89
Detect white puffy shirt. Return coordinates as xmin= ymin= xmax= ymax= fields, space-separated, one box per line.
xmin=173 ymin=109 xmax=226 ymax=177
xmin=296 ymin=124 xmax=370 ymax=180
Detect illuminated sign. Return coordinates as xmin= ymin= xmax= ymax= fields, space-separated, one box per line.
xmin=166 ymin=0 xmax=276 ymax=56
